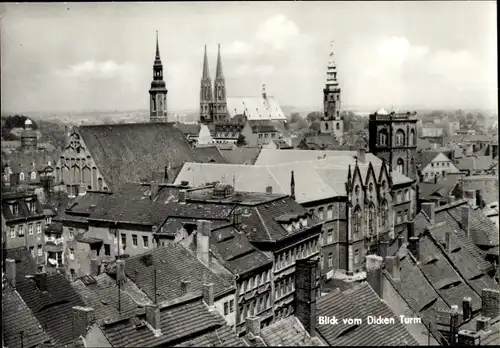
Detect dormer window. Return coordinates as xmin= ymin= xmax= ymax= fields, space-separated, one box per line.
xmin=293 ymin=220 xmax=300 ymax=230
xmin=29 ymin=201 xmax=36 ymax=213
xmin=12 ymin=203 xmax=19 ymax=215
xmin=285 ymin=224 xmax=292 ymax=233
xmin=300 ymin=217 xmax=308 ymax=228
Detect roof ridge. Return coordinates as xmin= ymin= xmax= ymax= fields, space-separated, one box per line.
xmin=265 ymin=167 xmax=285 ymax=194
xmin=254 ymin=206 xmax=274 ymax=242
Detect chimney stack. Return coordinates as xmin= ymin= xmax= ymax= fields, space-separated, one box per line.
xmin=461 ymin=205 xmax=470 ymax=237
xmin=196 ymin=220 xmax=212 ymax=268
xmin=290 ymin=170 xmax=295 ymax=200
xmin=481 ymin=289 xmax=500 ymax=319
xmin=378 ymin=241 xmax=388 ymax=259
xmin=385 ymin=256 xmax=400 ymax=280
xmin=233 ymin=208 xmax=242 ymax=229
xmin=444 ymin=232 xmax=451 ymax=253
xmin=34 ymin=272 xmax=48 ymax=292
xmin=181 ymin=280 xmax=191 ymax=296
xmin=178 ymin=190 xmax=187 ymax=204
xmin=72 ymin=306 xmax=95 ymax=338
xmin=434 ymin=174 xmax=438 ymax=184
xmin=476 ymin=316 xmax=491 ymax=332
xmin=408 ymin=237 xmax=420 ymax=260
xmin=266 ymin=186 xmax=273 ymax=194
xmin=164 ymin=165 xmax=169 ymax=182
xmin=150 ymin=182 xmax=159 ymax=201
xmin=357 ymin=148 xmax=366 ymax=163
xmin=116 ymin=260 xmax=126 ymax=284
xmin=262 ymin=84 xmax=267 ymax=99
xmin=5 ymin=258 xmax=16 ymax=288
xmin=421 ymin=202 xmax=435 ymax=224
xmin=294 ymin=258 xmax=319 ymax=336
xmin=462 ymin=297 xmax=472 ymax=321
xmin=246 ymin=316 xmax=261 ymax=337
xmin=202 ymin=283 xmax=215 ymax=307
xmin=90 ymin=258 xmax=99 ymax=277
xmin=465 ymin=190 xmax=476 ymax=208
xmin=398 ymin=235 xmax=404 ymax=249
xmin=407 ymin=221 xmax=415 ymax=239
xmin=365 ymin=255 xmax=384 ymax=298
xmin=145 ymin=304 xmax=162 ymax=337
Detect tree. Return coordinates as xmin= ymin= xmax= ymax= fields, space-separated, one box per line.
xmin=306 ymin=111 xmax=322 ymax=124
xmin=290 ymin=112 xmax=302 ymax=124
xmin=289 ymin=112 xmax=308 ymax=130
xmin=309 ymin=122 xmax=321 ymax=133
xmin=236 ymin=134 xmax=247 ymax=147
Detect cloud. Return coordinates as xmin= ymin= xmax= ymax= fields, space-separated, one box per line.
xmin=56 ymin=60 xmax=137 ymax=79
xmin=255 ymin=14 xmax=300 ymax=51
xmin=223 ymin=40 xmax=253 ymax=56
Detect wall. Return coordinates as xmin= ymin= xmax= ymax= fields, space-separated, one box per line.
xmin=4 ymin=219 xmax=46 ymax=265
xmin=85 ymin=324 xmax=112 ymax=348
xmin=421 ymin=156 xmax=460 ymax=182
xmin=215 ymin=293 xmax=236 ymax=327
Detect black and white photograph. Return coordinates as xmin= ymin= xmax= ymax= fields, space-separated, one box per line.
xmin=1 ymin=1 xmax=498 ymax=347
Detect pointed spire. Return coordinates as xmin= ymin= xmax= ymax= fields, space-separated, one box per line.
xmin=155 ymin=30 xmax=160 ymax=59
xmin=215 ymin=44 xmax=224 ymax=79
xmin=290 ymin=170 xmax=296 ymax=200
xmin=326 ymin=40 xmax=339 ymax=87
xmin=347 ymin=164 xmax=352 ymax=182
xmin=202 ymin=45 xmax=210 ymax=80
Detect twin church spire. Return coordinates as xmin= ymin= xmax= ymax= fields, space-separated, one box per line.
xmin=149 ymin=31 xmax=168 ymax=123
xmin=200 ymin=44 xmax=227 ymax=124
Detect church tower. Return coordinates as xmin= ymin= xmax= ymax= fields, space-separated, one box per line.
xmin=149 ymin=31 xmax=168 ymax=123
xmin=212 ymin=44 xmax=228 ymax=123
xmin=200 ymin=45 xmax=213 ymax=124
xmin=321 ymin=41 xmax=343 ymax=144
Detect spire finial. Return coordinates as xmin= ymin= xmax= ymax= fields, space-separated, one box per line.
xmin=202 ymin=44 xmax=210 ymax=80
xmin=326 ymin=40 xmax=338 ymax=87
xmin=290 ymin=170 xmax=296 ymax=200
xmin=155 ymin=30 xmax=160 ymax=59
xmin=216 ymin=43 xmax=224 ymax=79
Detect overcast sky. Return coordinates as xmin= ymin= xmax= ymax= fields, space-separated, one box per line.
xmin=1 ymin=1 xmax=497 ymax=114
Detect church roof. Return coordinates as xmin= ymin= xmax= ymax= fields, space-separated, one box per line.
xmin=75 ymin=123 xmax=198 ymax=191
xmin=226 ymin=96 xmax=286 ymax=121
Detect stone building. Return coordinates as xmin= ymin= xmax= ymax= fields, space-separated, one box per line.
xmin=200 ymin=44 xmax=228 ymax=124
xmin=149 ymin=31 xmax=168 ymax=123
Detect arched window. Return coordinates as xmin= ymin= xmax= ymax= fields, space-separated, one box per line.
xmin=336 ymin=123 xmax=340 ymax=130
xmin=98 ymin=178 xmax=103 ymax=191
xmin=83 ymin=167 xmax=91 ymax=184
xmin=31 ymin=171 xmax=36 ymax=180
xmin=395 ymin=129 xmax=405 ymax=146
xmin=379 ymin=129 xmax=388 ymax=146
xmin=19 ymin=172 xmax=25 ymax=181
xmin=152 ymin=96 xmax=156 ymax=111
xmin=355 ymin=185 xmax=360 ymax=197
xmin=409 ymin=129 xmax=416 ymax=146
xmin=92 ymin=167 xmax=98 ymax=189
xmin=396 ymin=158 xmax=404 ymax=174
xmin=404 ymin=189 xmax=410 ymax=201
xmin=353 ymin=206 xmax=362 ymax=239
xmin=410 ymin=157 xmax=415 ymax=176
xmin=318 ymin=207 xmax=324 ymax=220
xmin=381 ymin=200 xmax=388 ymax=230
xmin=327 ymin=205 xmax=333 ymax=220
xmin=368 ymin=203 xmax=376 ymax=235
xmin=63 ymin=166 xmax=70 ymax=183
xmin=325 ymin=123 xmax=329 ymax=131
xmin=368 ymin=182 xmax=374 ymax=194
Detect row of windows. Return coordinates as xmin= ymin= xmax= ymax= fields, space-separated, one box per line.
xmin=395 ymin=189 xmax=411 ymax=203
xmin=352 ymin=202 xmax=389 ymax=238
xmin=275 ymin=240 xmax=318 ymax=272
xmin=282 ymin=218 xmax=308 ymax=233
xmin=120 ymin=233 xmax=150 ymax=249
xmin=431 ymin=162 xmax=450 ymax=168
xmin=17 ymin=172 xmax=38 ymax=181
xmin=275 ymin=275 xmax=295 ymax=300
xmin=395 ymin=210 xmax=411 ymax=225
xmin=29 ymin=245 xmax=43 ymax=257
xmin=223 ymin=299 xmax=235 ymax=316
xmin=9 ymin=223 xmax=42 ymax=238
xmin=275 ymin=305 xmax=293 ymax=322
xmin=10 ymin=201 xmax=37 ymax=215
xmin=424 ymin=171 xmax=448 ymax=179
xmin=379 ymin=129 xmax=417 ymax=147
xmin=325 ymin=249 xmax=360 ymax=269
xmin=324 ymin=122 xmax=341 ymax=131
xmin=239 ymin=270 xmax=271 ymax=295
xmin=238 ymin=293 xmax=270 ymax=324
xmin=258 ymin=132 xmax=277 ymax=139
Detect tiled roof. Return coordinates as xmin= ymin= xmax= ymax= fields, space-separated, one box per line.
xmin=417 ymin=234 xmax=481 ymax=311
xmin=16 ymin=273 xmax=85 ymax=346
xmin=192 ymin=146 xmax=228 ymax=164
xmin=456 ymin=155 xmax=497 ymax=172
xmin=75 ymin=123 xmax=198 ymax=191
xmin=418 ymin=176 xmax=460 ymax=199
xmin=218 ymin=147 xmax=261 ymax=165
xmin=5 ymin=247 xmax=37 ymax=282
xmin=2 ymin=285 xmax=51 ymax=348
xmin=250 ymin=123 xmax=278 ymax=134
xmin=460 ymin=175 xmax=499 ymax=205
xmin=99 ymin=295 xmax=243 ymax=347
xmin=210 ymin=225 xmax=272 ymax=275
xmin=298 ymin=134 xmax=340 ymax=150
xmin=2 ymin=191 xmax=45 ymax=222
xmin=174 ymin=325 xmax=246 ymax=347
xmin=123 ymin=244 xmax=234 ymax=302
xmin=416 ymin=150 xmax=441 ymax=168
xmin=226 ymin=96 xmax=286 ymax=121
xmin=260 ymin=316 xmax=324 ymax=346
xmin=317 ymin=282 xmax=418 ymax=346
xmin=174 ymin=123 xmax=201 ymax=136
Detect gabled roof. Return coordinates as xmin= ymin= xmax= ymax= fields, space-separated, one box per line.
xmin=456 ymin=155 xmax=498 ymax=172
xmin=192 ymin=146 xmax=228 ymax=164
xmin=16 ymin=273 xmax=85 ymax=346
xmin=259 ymin=316 xmax=324 ymax=346
xmin=226 ymin=96 xmax=286 ymax=121
xmin=218 ymin=147 xmax=261 ymax=165
xmin=316 ymin=282 xmax=418 ymax=346
xmin=2 ymin=191 xmax=45 ymax=222
xmin=417 ymin=150 xmax=441 ymax=168
xmin=174 ymin=123 xmax=201 ymax=136
xmin=123 ymin=244 xmax=234 ymax=302
xmin=99 ymin=294 xmax=244 ymax=347
xmin=75 ymin=123 xmax=198 ymax=191
xmin=418 ymin=176 xmax=460 ymax=199
xmin=460 ymin=175 xmax=499 ymax=205
xmin=2 ymin=284 xmax=51 ymax=348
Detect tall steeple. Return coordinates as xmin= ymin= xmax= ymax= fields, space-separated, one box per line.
xmin=213 ymin=44 xmax=227 ymax=123
xmin=149 ymin=31 xmax=168 ymax=123
xmin=200 ymin=45 xmax=213 ymax=124
xmin=320 ymin=40 xmax=343 ymax=143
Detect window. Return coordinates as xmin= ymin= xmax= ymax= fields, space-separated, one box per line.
xmin=224 ymin=302 xmax=229 ymax=315
xmin=353 ymin=206 xmax=362 ymax=239
xmin=12 ymin=203 xmax=19 ymax=215
xmin=45 ymin=216 xmax=51 ymax=225
xmin=404 ymin=209 xmax=409 ymax=222
xmin=29 ymin=202 xmax=36 ymax=212
xmin=19 ymin=172 xmax=25 ymax=181
xmin=36 ymin=223 xmax=41 ymax=234
xmin=240 ymin=280 xmax=246 ymax=294
xmin=121 ymin=233 xmax=126 ymax=247
xmin=18 ymin=225 xmax=25 ymax=237
xmin=28 ymin=224 xmax=33 ymax=235
xmin=318 ymin=207 xmax=324 ymax=220
xmin=381 ymin=200 xmax=388 ymax=230
xmin=368 ymin=203 xmax=376 ymax=235
xmin=397 ymin=191 xmax=403 ymax=203
xmin=396 ymin=158 xmax=404 ymax=174
xmin=37 ymin=245 xmax=42 ymax=256
xmin=10 ymin=226 xmax=15 ymax=238
xmin=70 ymin=269 xmax=75 ymax=278
xmin=354 ymin=249 xmax=360 ymax=264
xmin=327 ymin=205 xmax=333 ymax=220
xmin=31 ymin=171 xmax=36 ymax=180
xmin=104 ymin=244 xmax=111 ymax=256
xmin=336 ymin=122 xmax=340 ymax=130
xmin=248 ymin=277 xmax=253 ymax=290
xmin=69 ymin=248 xmax=75 ymax=260
xmin=143 ymin=236 xmax=149 ymax=248
xmin=256 ymin=274 xmax=260 ymax=286
xmin=132 ymin=235 xmax=138 ymax=247
xmin=68 ymin=228 xmax=74 ymax=240
xmin=379 ymin=130 xmax=388 ymax=146
xmin=395 ymin=129 xmax=405 ymax=146
xmin=29 ymin=246 xmax=35 ymax=257
xmin=328 ymin=253 xmax=333 ymax=267
xmin=396 ymin=211 xmax=402 ymax=224
xmin=309 ymin=209 xmax=314 ymax=216
xmin=404 ymin=189 xmax=410 ymax=201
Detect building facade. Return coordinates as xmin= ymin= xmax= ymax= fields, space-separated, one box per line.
xmin=149 ymin=31 xmax=168 ymax=123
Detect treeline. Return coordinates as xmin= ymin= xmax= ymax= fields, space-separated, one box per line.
xmin=287 ymin=111 xmax=368 ymax=133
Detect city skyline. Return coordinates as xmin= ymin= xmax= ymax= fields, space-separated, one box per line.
xmin=1 ymin=1 xmax=497 ymax=115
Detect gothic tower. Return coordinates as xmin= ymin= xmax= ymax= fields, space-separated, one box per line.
xmin=200 ymin=45 xmax=213 ymax=124
xmin=212 ymin=44 xmax=228 ymax=123
xmin=321 ymin=41 xmax=344 ymax=144
xmin=149 ymin=31 xmax=168 ymax=123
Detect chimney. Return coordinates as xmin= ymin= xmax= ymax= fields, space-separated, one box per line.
xmin=233 ymin=208 xmax=242 ymax=229
xmin=72 ymin=306 xmax=95 ymax=338
xmin=90 ymin=258 xmax=99 ymax=277
xmin=465 ymin=189 xmax=476 ymax=208
xmin=34 ymin=272 xmax=48 ymax=292
xmin=385 ymin=256 xmax=400 ymax=280
xmin=481 ymin=289 xmax=500 ymax=319
xmin=421 ymin=202 xmax=435 ymax=224
xmin=266 ymin=186 xmax=273 ymax=194
xmin=398 ymin=235 xmax=404 ymax=249
xmin=445 ymin=232 xmax=451 ymax=253
xmin=365 ymin=255 xmax=384 ymax=298
xmin=458 ymin=330 xmax=481 ymax=345
xmin=246 ymin=316 xmax=261 ymax=337
xmin=290 ymin=170 xmax=295 ymax=200
xmin=116 ymin=260 xmax=126 ymax=284
xmin=5 ymin=258 xmax=16 ymax=288
xmin=178 ymin=190 xmax=187 ymax=204
xmin=450 ymin=305 xmax=459 ymax=345
xmin=202 ymin=283 xmax=215 ymax=307
xmin=145 ymin=304 xmax=162 ymax=337
xmin=461 ymin=205 xmax=470 ymax=237
xmin=407 ymin=221 xmax=415 ymax=239
xmin=408 ymin=237 xmax=420 ymax=260
xmin=181 ymin=280 xmax=191 ymax=296
xmin=294 ymin=258 xmax=319 ymax=336
xmin=378 ymin=241 xmax=388 ymax=259
xmin=462 ymin=297 xmax=472 ymax=321
xmin=476 ymin=316 xmax=491 ymax=332
xmin=357 ymin=148 xmax=366 ymax=163
xmin=150 ymin=182 xmax=159 ymax=201
xmin=434 ymin=174 xmax=438 ymax=184
xmin=447 ymin=195 xmax=455 ymax=204
xmin=196 ymin=220 xmax=212 ymax=268
xmin=164 ymin=165 xmax=169 ymax=182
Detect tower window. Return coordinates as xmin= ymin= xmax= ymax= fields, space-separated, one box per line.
xmin=325 ymin=123 xmax=329 ymax=131
xmin=395 ymin=129 xmax=405 ymax=146
xmin=396 ymin=158 xmax=405 ymax=174
xmin=336 ymin=122 xmax=340 ymax=130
